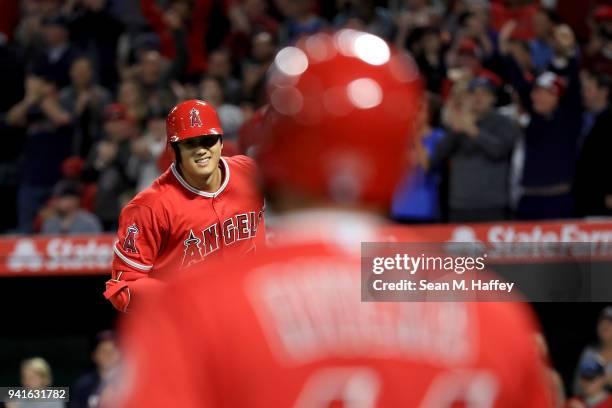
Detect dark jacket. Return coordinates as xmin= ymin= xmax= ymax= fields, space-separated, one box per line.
xmin=573 ymin=106 xmax=612 ymax=216
xmin=504 ymin=55 xmax=583 ymax=188
xmin=431 ymin=111 xmax=520 ymax=210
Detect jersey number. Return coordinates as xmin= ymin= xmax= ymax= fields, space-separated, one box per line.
xmin=293 ymin=368 xmax=498 ymax=408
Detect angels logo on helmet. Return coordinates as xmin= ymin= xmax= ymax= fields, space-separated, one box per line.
xmin=190 ymin=108 xmax=203 ymax=128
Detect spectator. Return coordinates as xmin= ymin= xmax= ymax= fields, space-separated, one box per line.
xmin=394 ymin=0 xmax=444 ymax=50
xmin=392 ymin=93 xmax=445 ymax=223
xmin=573 ymin=69 xmax=612 ymax=217
xmin=441 ymin=38 xmax=486 ymax=99
xmin=530 ymin=8 xmax=559 ymax=72
xmin=413 ymin=26 xmax=447 ymax=94
xmin=225 ymin=0 xmax=279 ymax=59
xmin=430 ymin=73 xmax=520 ymax=222
xmin=566 ymin=357 xmax=612 ymax=408
xmin=199 ymin=76 xmax=244 ymax=139
xmin=127 ymin=110 xmax=167 ymax=192
xmin=242 ymin=31 xmax=276 ymax=105
xmin=68 ymin=0 xmax=124 ymax=91
xmin=71 ymin=331 xmax=121 ymax=408
xmin=6 ymin=357 xmax=65 ymax=408
xmin=503 ymin=24 xmax=583 ymax=220
xmin=82 ymin=104 xmax=138 ymax=231
xmin=134 ymin=49 xmax=181 ymax=114
xmin=445 ymin=8 xmax=495 ymax=72
xmin=117 ymin=80 xmax=148 ymax=126
xmin=583 ymin=6 xmax=612 ymax=78
xmin=40 ymin=180 xmax=102 ymax=235
xmin=58 ymin=57 xmax=113 ymax=157
xmin=29 ymin=14 xmax=77 ymax=89
xmin=139 ymin=0 xmax=213 ymax=76
xmin=14 ymin=0 xmax=62 ymax=64
xmin=275 ymin=0 xmax=326 ymax=44
xmin=7 ymin=75 xmax=72 ymax=233
xmin=573 ymin=306 xmax=612 ymax=397
xmin=207 ymin=48 xmax=243 ymax=105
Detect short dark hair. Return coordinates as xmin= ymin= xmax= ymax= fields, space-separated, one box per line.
xmin=172 ymin=143 xmax=182 ymax=165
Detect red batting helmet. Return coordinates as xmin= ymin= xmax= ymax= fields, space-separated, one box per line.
xmin=257 ymin=30 xmax=423 ymax=205
xmin=166 ymin=99 xmax=223 ymax=144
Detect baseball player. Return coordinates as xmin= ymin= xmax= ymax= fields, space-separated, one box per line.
xmin=103 ymin=99 xmax=265 ymax=312
xmin=112 ymin=31 xmax=553 ymax=407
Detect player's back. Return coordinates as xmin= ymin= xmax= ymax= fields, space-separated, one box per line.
xmin=117 ymin=218 xmax=553 ymax=408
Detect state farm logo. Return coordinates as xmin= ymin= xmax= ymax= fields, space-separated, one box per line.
xmin=8 ymin=239 xmax=43 ymax=271
xmin=7 ymin=238 xmax=113 ymax=273
xmin=488 ymin=224 xmax=612 ymax=243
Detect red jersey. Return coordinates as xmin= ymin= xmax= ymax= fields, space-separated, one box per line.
xmin=104 ymin=155 xmax=265 ymax=311
xmin=113 ymin=211 xmax=553 ymax=408
xmin=565 ymin=396 xmax=612 ymax=408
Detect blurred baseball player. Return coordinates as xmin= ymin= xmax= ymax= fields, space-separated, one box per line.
xmin=112 ymin=31 xmax=553 ymax=407
xmin=103 ymin=99 xmax=265 ymax=312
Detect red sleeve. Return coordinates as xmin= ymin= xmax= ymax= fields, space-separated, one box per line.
xmin=139 ymin=0 xmax=176 ymax=58
xmin=185 ymin=0 xmax=214 ymax=73
xmin=104 ymin=204 xmax=166 ymax=312
xmin=112 ymin=290 xmax=220 ymax=408
xmin=497 ymin=303 xmax=556 ymax=408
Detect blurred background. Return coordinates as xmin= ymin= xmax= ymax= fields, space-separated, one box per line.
xmin=0 ymin=0 xmax=611 ymax=407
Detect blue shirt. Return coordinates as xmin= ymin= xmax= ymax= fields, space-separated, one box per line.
xmin=529 ymin=39 xmax=553 ymax=72
xmin=391 ymin=128 xmax=445 ymax=221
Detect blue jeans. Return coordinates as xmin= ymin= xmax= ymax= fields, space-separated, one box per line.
xmin=17 ymin=184 xmax=53 ymax=233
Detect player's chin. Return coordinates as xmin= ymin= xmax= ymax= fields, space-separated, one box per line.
xmin=190 ymin=160 xmax=216 ymax=176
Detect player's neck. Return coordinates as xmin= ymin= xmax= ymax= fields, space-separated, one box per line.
xmin=180 ymin=163 xmax=224 ymax=193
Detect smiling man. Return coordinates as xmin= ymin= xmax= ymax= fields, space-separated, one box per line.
xmin=103 ymin=99 xmax=265 ymax=312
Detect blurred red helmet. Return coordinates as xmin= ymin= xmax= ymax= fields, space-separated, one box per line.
xmin=258 ymin=30 xmax=423 ymax=205
xmin=166 ymin=99 xmax=223 ymax=144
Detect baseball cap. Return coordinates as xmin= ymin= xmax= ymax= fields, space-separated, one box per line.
xmin=469 ymin=71 xmax=502 ymax=93
xmin=535 ymin=72 xmax=566 ymax=97
xmin=104 ymin=103 xmax=131 ymax=122
xmin=53 ymin=180 xmax=82 ymax=198
xmin=579 ymin=356 xmax=605 ymax=380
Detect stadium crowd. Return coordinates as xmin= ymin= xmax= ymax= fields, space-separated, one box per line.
xmin=0 ymin=0 xmax=610 ymax=234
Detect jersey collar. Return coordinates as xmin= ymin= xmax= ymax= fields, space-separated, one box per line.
xmin=171 ymin=157 xmax=230 ymax=198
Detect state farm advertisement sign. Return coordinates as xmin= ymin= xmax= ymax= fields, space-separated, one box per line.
xmin=0 ymin=220 xmax=611 ymax=277
xmin=1 ymin=236 xmax=114 ymax=276
xmin=386 ymin=220 xmax=612 ymax=263
xmin=385 ymin=220 xmax=612 ymax=244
